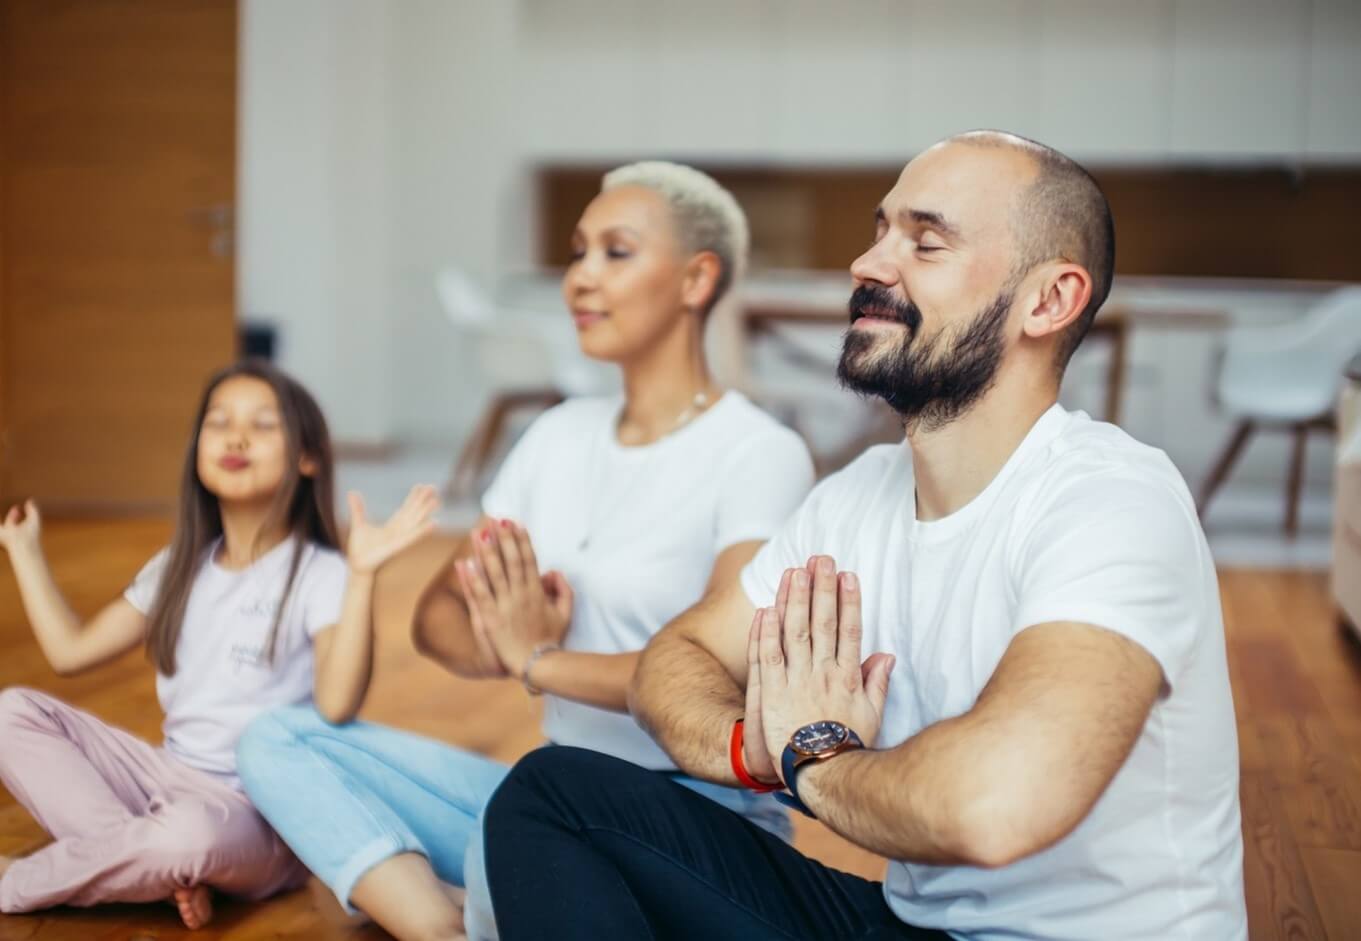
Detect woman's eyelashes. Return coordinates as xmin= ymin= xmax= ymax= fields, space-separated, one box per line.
xmin=568 ymin=244 xmax=634 ymax=262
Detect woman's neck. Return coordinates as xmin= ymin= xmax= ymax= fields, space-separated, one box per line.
xmin=217 ymin=502 xmax=289 ymax=570
xmin=617 ymin=321 xmax=721 ymax=446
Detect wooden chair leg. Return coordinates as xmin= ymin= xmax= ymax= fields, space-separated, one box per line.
xmin=1198 ymin=420 xmax=1254 ymax=521
xmin=444 ymin=389 xmax=565 ymax=501
xmin=444 ymin=399 xmax=505 ymax=500
xmin=1284 ymin=422 xmax=1309 ymax=537
xmin=1103 ymin=316 xmax=1129 ymax=425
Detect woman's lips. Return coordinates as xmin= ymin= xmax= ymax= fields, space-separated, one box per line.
xmin=218 ymin=455 xmax=251 ymax=471
xmin=571 ymin=309 xmax=607 ymax=329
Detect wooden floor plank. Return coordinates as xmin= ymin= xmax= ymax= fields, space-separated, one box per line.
xmin=1299 ymin=847 xmax=1361 ymax=941
xmin=1240 ymin=773 xmax=1331 ymax=941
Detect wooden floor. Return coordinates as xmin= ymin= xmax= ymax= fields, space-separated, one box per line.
xmin=0 ymin=519 xmax=1359 ymax=939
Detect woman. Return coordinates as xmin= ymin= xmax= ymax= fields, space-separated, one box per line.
xmin=237 ymin=162 xmax=815 ymax=941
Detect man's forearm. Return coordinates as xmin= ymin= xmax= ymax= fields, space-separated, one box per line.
xmin=795 ymin=714 xmax=993 ymax=866
xmin=630 ymin=631 xmax=745 ymax=785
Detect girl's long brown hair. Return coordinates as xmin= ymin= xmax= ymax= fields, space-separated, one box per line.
xmin=145 ymin=360 xmax=340 ymax=675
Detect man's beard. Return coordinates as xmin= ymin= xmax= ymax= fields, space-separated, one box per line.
xmin=836 ymin=284 xmax=1010 ymax=432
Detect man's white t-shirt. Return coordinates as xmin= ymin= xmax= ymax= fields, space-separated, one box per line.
xmin=742 ymin=405 xmax=1246 ymax=941
xmin=484 ymin=391 xmax=814 ymax=770
xmin=126 ymin=538 xmax=348 ymax=786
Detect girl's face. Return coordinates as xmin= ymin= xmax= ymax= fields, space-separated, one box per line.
xmin=195 ymin=376 xmax=296 ymax=506
xmin=561 ymin=185 xmax=695 ymax=363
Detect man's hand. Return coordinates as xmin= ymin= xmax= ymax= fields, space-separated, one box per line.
xmin=758 ymin=556 xmax=895 ymax=781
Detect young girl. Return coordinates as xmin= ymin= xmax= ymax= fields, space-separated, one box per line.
xmin=0 ymin=360 xmax=438 ymax=930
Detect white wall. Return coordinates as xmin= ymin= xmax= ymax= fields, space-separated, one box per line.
xmin=510 ymin=0 xmax=1361 ymax=165
xmin=239 ymin=0 xmax=1361 ymax=451
xmin=238 ymin=0 xmax=394 ymax=444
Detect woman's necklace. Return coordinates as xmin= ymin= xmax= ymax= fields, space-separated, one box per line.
xmin=577 ymin=390 xmax=713 ymax=553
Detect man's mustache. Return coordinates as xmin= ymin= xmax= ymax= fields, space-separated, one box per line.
xmin=847 ymin=285 xmax=922 ymax=332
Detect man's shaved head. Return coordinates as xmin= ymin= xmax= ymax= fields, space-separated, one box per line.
xmin=946 ymin=130 xmax=1115 ymax=365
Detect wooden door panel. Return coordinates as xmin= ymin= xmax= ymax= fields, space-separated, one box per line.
xmin=0 ymin=0 xmax=237 ymax=509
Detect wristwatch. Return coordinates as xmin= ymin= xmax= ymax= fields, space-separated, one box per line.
xmin=778 ymin=720 xmax=864 ymax=818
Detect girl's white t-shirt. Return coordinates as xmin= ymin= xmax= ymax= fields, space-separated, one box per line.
xmin=482 ymin=391 xmax=815 ymax=769
xmin=125 ymin=537 xmax=348 ymax=786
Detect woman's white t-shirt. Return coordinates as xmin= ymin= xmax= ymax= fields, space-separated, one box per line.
xmin=125 ymin=538 xmax=348 ymax=786
xmin=742 ymin=405 xmax=1246 ymax=941
xmin=482 ymin=391 xmax=814 ymax=769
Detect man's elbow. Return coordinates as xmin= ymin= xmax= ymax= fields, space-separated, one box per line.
xmin=627 ymin=644 xmax=660 ymax=726
xmin=948 ymin=794 xmax=1065 ymax=870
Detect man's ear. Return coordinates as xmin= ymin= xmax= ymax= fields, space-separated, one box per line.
xmin=1020 ymin=262 xmax=1093 ymax=341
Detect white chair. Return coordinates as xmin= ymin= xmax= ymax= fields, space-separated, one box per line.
xmin=436 ymin=268 xmax=615 ymax=499
xmin=1198 ymin=285 xmax=1361 ymax=534
xmin=1334 ymin=354 xmax=1361 ymax=637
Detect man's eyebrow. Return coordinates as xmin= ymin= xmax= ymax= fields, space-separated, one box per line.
xmin=902 ymin=208 xmax=963 ymax=241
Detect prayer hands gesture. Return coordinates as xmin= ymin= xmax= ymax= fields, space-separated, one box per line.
xmin=747 ymin=556 xmax=895 ymax=784
xmin=456 ymin=519 xmax=573 ymax=681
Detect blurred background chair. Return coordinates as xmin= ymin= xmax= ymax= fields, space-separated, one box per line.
xmin=1335 ymin=354 xmax=1361 ymax=637
xmin=1199 ymin=286 xmax=1361 ymax=535
xmin=436 ymin=268 xmax=615 ymax=500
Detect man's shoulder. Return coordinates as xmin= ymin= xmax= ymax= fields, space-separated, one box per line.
xmin=1011 ymin=413 xmax=1201 ymax=545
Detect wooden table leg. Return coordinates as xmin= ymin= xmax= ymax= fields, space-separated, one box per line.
xmin=1103 ymin=315 xmax=1129 ymax=426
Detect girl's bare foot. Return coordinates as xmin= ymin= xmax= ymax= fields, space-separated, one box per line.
xmin=172 ymin=885 xmax=214 ymax=930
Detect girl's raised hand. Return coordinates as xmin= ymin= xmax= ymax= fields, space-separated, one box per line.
xmin=0 ymin=500 xmax=42 ymax=555
xmin=346 ymin=485 xmax=441 ymax=576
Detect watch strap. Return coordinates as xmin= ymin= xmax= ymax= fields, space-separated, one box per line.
xmin=781 ymin=726 xmax=864 ymax=820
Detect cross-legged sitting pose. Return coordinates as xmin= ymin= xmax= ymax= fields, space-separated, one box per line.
xmin=0 ymin=360 xmax=435 ymax=930
xmin=483 ymin=132 xmax=1247 ymax=941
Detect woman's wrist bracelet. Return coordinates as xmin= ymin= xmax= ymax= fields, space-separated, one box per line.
xmin=521 ymin=642 xmax=561 ymax=696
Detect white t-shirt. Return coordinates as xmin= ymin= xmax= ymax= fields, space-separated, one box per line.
xmin=742 ymin=405 xmax=1246 ymax=941
xmin=125 ymin=538 xmax=348 ymax=785
xmin=483 ymin=391 xmax=814 ymax=769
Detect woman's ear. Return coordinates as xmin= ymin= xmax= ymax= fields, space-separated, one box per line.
xmin=298 ymin=454 xmax=319 ymax=478
xmin=681 ymin=251 xmax=722 ymax=315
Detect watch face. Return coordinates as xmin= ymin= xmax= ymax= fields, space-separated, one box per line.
xmin=792 ymin=720 xmax=849 ymax=756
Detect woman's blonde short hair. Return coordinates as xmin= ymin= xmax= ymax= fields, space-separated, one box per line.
xmin=602 ymin=161 xmax=750 ymax=316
